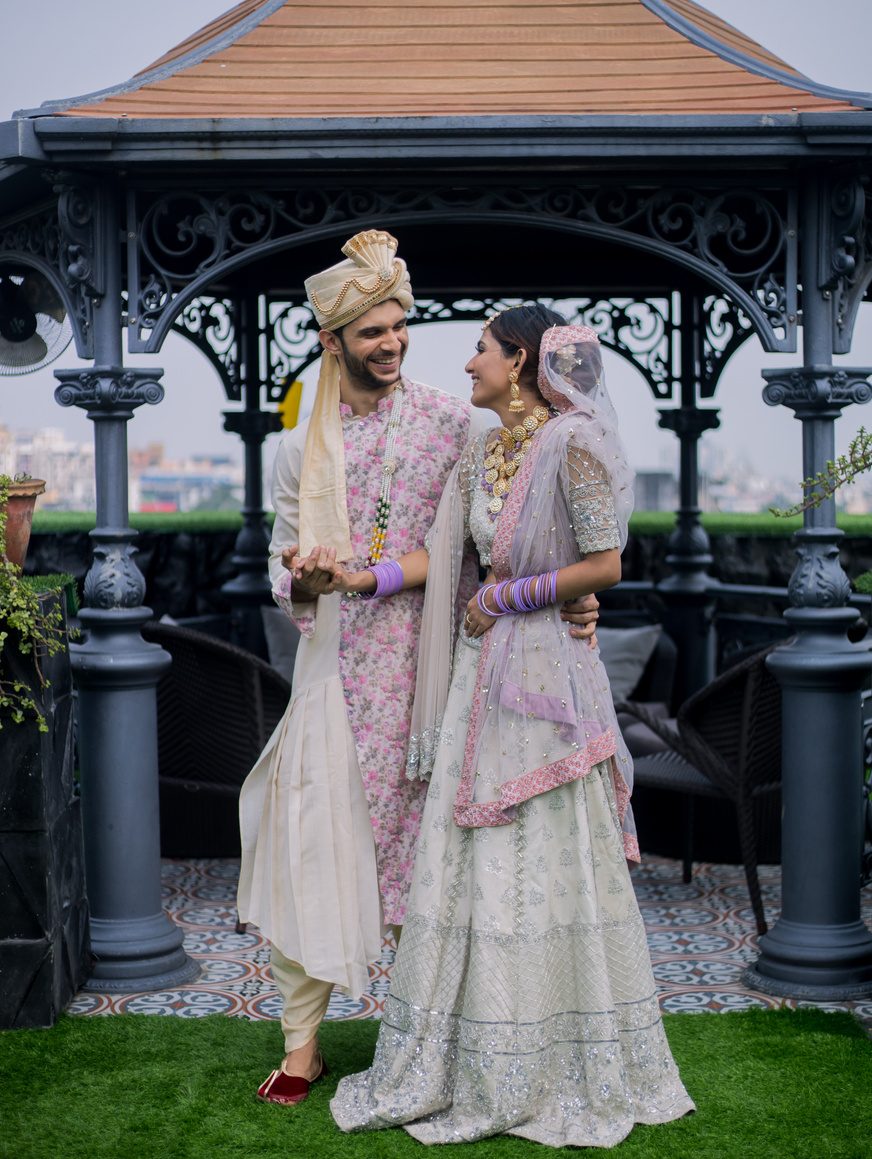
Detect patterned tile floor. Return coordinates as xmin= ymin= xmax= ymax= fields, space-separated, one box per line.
xmin=67 ymin=856 xmax=872 ymax=1027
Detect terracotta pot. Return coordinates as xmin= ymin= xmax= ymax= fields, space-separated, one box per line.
xmin=2 ymin=479 xmax=46 ymax=569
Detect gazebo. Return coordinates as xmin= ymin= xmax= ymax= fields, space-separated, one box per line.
xmin=2 ymin=0 xmax=872 ymax=1002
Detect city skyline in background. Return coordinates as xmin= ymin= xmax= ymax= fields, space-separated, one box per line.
xmin=1 ymin=0 xmax=870 ymax=511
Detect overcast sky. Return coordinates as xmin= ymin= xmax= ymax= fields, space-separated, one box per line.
xmin=0 ymin=0 xmax=870 ymax=489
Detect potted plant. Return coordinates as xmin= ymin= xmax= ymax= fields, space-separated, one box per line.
xmin=3 ymin=472 xmax=45 ymax=569
xmin=0 ymin=472 xmax=65 ymax=728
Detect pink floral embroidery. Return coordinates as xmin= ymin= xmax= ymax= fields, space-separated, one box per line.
xmin=335 ymin=380 xmax=471 ymax=926
xmin=274 ymin=571 xmax=316 ymax=639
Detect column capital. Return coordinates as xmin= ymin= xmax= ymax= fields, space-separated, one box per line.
xmin=222 ymin=409 xmax=283 ymax=441
xmin=657 ymin=406 xmax=720 ymax=439
xmin=762 ymin=365 xmax=872 ymax=413
xmin=54 ymin=365 xmax=165 ymax=417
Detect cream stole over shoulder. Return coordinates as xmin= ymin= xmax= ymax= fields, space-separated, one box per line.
xmin=298 ymin=351 xmax=354 ymax=561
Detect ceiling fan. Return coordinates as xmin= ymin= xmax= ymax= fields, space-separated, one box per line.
xmin=0 ymin=269 xmax=73 ymax=376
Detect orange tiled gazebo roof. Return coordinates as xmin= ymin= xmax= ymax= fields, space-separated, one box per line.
xmin=45 ymin=0 xmax=867 ymax=119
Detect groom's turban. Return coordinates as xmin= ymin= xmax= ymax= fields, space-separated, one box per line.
xmin=304 ymin=230 xmax=414 ymax=332
xmin=297 ymin=231 xmax=414 ymax=562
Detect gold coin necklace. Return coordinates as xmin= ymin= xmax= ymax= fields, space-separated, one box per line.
xmin=481 ymin=405 xmax=551 ymax=520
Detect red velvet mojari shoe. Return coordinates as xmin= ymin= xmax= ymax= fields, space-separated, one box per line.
xmin=256 ymin=1055 xmax=329 ymax=1105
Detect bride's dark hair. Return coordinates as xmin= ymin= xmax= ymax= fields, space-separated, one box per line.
xmin=487 ymin=304 xmax=567 ymax=388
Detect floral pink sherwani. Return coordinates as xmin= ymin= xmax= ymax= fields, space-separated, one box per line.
xmin=237 ymin=379 xmax=471 ymax=996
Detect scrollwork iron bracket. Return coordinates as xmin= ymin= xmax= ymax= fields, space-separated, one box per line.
xmin=700 ymin=295 xmax=755 ymax=398
xmin=170 ymin=297 xmax=240 ymax=400
xmin=818 ymin=176 xmax=872 ymax=355
xmin=0 ymin=191 xmax=96 ymax=358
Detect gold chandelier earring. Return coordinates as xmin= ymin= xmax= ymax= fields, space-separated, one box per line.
xmin=508 ymin=369 xmax=525 ymax=413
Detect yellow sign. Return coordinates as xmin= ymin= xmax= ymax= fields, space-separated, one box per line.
xmin=277 ymin=379 xmax=303 ymax=429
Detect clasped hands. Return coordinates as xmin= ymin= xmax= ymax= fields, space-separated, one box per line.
xmin=281 ymin=543 xmax=369 ymax=598
xmin=282 ymin=543 xmax=600 ymax=644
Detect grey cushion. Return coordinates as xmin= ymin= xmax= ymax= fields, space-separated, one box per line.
xmin=621 ymin=717 xmax=678 ymax=758
xmin=596 ymin=624 xmax=663 ymax=701
xmin=260 ymin=605 xmax=301 ymax=685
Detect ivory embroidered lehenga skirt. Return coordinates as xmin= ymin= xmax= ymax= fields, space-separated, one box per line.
xmin=330 ymin=637 xmax=695 ymax=1148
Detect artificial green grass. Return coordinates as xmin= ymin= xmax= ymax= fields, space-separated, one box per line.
xmin=21 ymin=572 xmax=79 ymax=615
xmin=1 ymin=1008 xmax=870 ymax=1158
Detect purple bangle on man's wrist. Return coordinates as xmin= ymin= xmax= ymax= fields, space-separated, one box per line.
xmin=358 ymin=559 xmax=404 ymax=600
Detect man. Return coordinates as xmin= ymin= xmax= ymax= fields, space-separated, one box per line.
xmin=237 ymin=229 xmax=597 ymax=1105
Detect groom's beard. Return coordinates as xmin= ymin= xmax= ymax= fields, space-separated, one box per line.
xmin=339 ymin=336 xmax=407 ymax=392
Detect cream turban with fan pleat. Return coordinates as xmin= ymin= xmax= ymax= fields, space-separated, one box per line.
xmin=298 ymin=231 xmax=414 ymax=561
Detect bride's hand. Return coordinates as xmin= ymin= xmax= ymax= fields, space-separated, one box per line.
xmin=465 ymin=590 xmax=497 ymax=639
xmin=332 ymin=567 xmax=376 ymax=596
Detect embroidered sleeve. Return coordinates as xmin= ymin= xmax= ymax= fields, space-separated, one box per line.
xmin=457 ymin=435 xmax=483 ymax=543
xmin=564 ymin=441 xmax=621 ymax=556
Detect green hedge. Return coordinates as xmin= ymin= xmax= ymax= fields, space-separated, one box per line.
xmin=625 ymin=512 xmax=872 ymax=537
xmin=30 ymin=510 xmax=872 ymax=538
xmin=31 ymin=511 xmax=258 ymax=534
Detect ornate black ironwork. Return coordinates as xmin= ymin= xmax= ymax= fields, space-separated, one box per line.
xmin=80 ymin=541 xmax=147 ymax=609
xmin=56 ymin=179 xmax=105 ymax=299
xmin=170 ymin=297 xmax=239 ymax=399
xmin=562 ymin=297 xmax=677 ymax=398
xmin=126 ymin=181 xmax=798 ymax=356
xmin=788 ymin=539 xmax=853 ymax=609
xmin=53 ymin=365 xmax=165 ymax=609
xmin=700 ymin=294 xmax=756 ymax=398
xmin=171 ymin=287 xmax=757 ymax=407
xmin=761 ymin=364 xmax=872 ymax=615
xmin=266 ymin=301 xmax=322 ymax=402
xmin=0 ymin=196 xmax=96 ymax=358
xmin=823 ymin=176 xmax=872 ymax=355
xmin=410 ymin=294 xmax=681 ymax=398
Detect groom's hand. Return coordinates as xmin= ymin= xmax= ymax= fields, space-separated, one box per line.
xmin=561 ymin=593 xmax=600 ymax=647
xmin=284 ymin=544 xmax=340 ymax=598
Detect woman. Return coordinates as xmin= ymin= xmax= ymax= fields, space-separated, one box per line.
xmin=321 ymin=306 xmax=694 ymax=1147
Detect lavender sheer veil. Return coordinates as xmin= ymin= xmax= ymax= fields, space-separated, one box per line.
xmin=407 ymin=325 xmax=638 ymax=859
xmin=406 ymin=444 xmax=480 ymax=782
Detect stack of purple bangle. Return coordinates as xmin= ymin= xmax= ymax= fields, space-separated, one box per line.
xmin=477 ymin=569 xmax=559 ymax=616
xmin=358 ymin=558 xmax=405 ymax=600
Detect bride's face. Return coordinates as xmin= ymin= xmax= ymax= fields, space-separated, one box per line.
xmin=465 ymin=328 xmax=516 ymax=411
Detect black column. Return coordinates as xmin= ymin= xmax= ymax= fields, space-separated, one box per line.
xmin=53 ymin=183 xmax=197 ymax=992
xmin=656 ymin=291 xmax=720 ymax=705
xmin=744 ymin=175 xmax=872 ymax=999
xmin=221 ymin=293 xmax=282 ymax=658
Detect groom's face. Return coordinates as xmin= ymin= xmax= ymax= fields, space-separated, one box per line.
xmin=323 ymin=299 xmax=409 ymax=392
